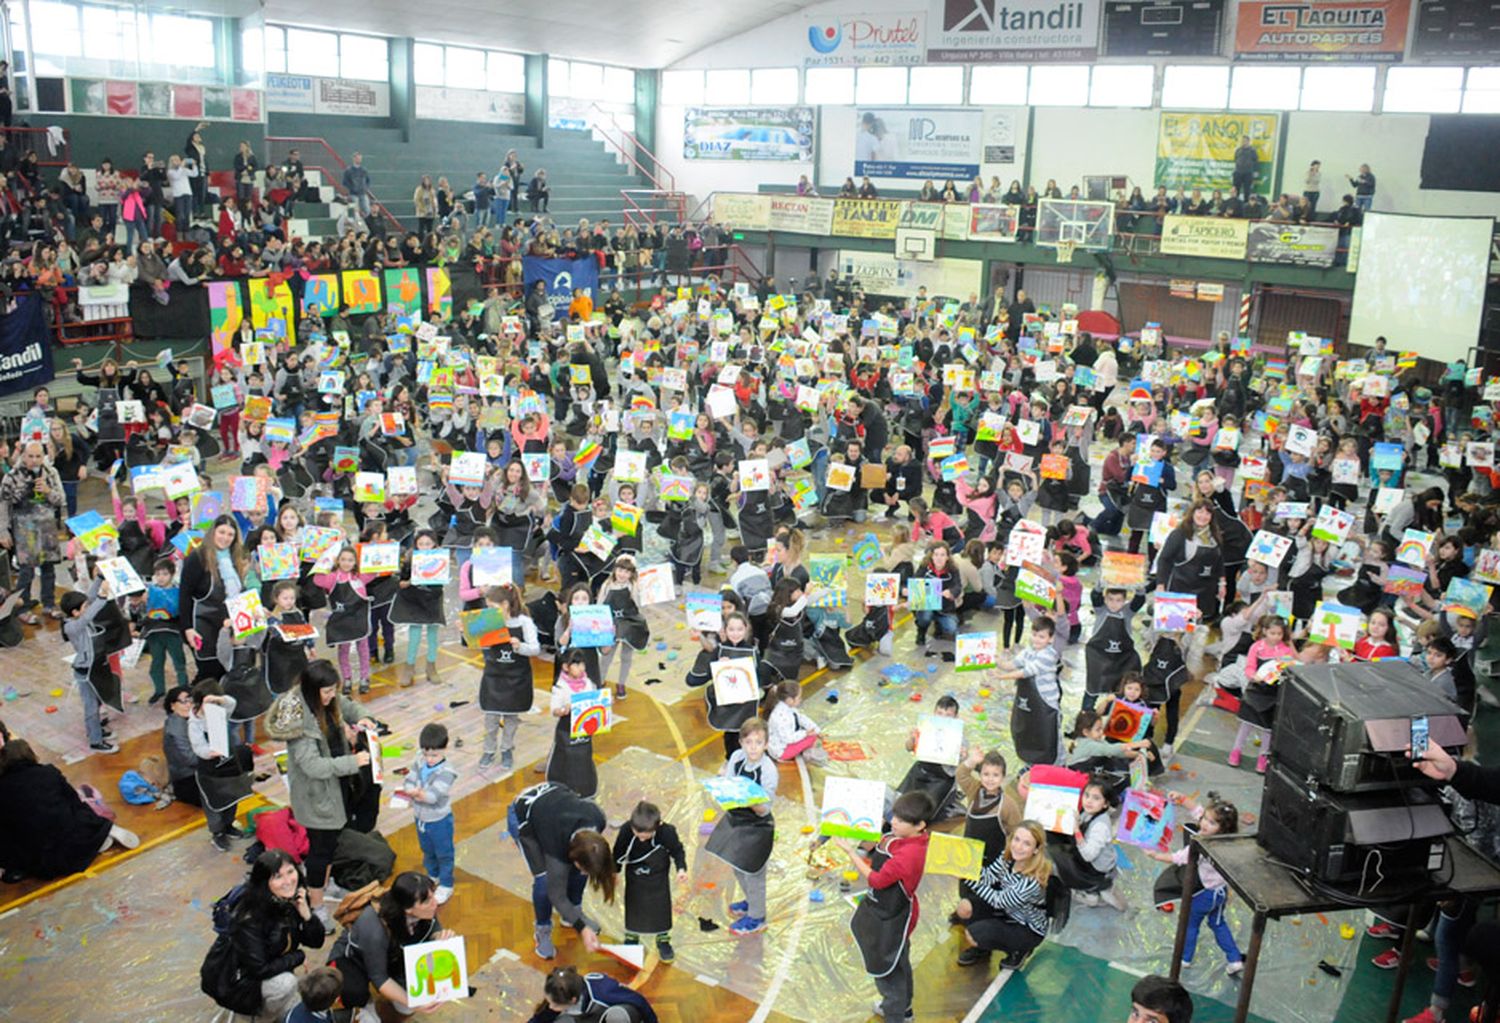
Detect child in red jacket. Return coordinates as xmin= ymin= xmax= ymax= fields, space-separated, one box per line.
xmin=836 ymin=790 xmax=934 ymax=1022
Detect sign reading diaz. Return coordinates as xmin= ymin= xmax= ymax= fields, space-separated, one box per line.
xmin=0 ymin=294 xmax=53 ymax=397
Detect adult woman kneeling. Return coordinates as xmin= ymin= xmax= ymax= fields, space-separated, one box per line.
xmin=953 ymin=820 xmax=1053 ymax=970
xmin=507 ymin=781 xmax=617 ymax=959
xmin=213 ymin=849 xmax=326 ymax=1020
xmin=327 ymin=871 xmax=453 ymax=1020
xmin=266 ymin=659 xmax=376 ymax=922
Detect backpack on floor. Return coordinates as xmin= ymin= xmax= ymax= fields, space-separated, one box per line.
xmin=117 ymin=769 xmax=161 ymax=806
xmin=331 ymin=827 xmax=396 ymax=890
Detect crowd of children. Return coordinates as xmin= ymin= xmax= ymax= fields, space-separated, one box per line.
xmin=9 ymin=277 xmax=1490 ymax=1023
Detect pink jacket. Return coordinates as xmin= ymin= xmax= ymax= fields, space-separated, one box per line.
xmin=954 ymin=479 xmax=999 ymax=542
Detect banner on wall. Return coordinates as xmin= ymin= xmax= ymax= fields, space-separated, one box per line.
xmin=853 ymin=107 xmax=982 ymax=180
xmin=927 ymin=0 xmax=1102 ymax=62
xmin=1159 ymin=215 xmax=1249 ymax=259
xmin=1233 ymin=0 xmax=1411 ymax=62
xmin=1103 ymin=0 xmax=1226 ymax=56
xmin=769 ymin=195 xmax=835 ymax=234
xmin=683 ymin=108 xmax=815 ymax=162
xmin=805 ymin=12 xmax=925 ymax=65
xmin=711 ymin=193 xmax=772 ymax=230
xmin=267 ymin=73 xmax=390 ymax=116
xmin=1154 ymin=112 xmax=1279 ymax=198
xmin=831 ymin=198 xmax=905 ymax=239
xmin=968 ymin=203 xmax=1021 ymax=242
xmin=523 ymin=256 xmax=599 ymax=314
xmin=415 ymin=85 xmax=525 ymax=125
xmin=265 ymin=73 xmax=316 ymax=112
xmin=1246 ymin=222 xmax=1340 ymax=267
xmin=0 ymin=296 xmax=53 ymax=397
xmin=836 ymin=250 xmax=984 ymax=298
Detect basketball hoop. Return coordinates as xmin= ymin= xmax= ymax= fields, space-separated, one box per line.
xmin=1056 ymin=240 xmax=1077 ymax=264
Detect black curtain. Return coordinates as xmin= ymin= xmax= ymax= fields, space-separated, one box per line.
xmin=1420 ymin=116 xmax=1500 ymax=193
xmin=129 ymin=283 xmax=210 ymax=340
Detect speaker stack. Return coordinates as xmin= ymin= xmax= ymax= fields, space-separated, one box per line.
xmin=1257 ymin=661 xmax=1466 ymax=894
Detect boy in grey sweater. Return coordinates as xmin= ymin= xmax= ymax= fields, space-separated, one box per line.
xmin=405 ymin=722 xmax=459 ymax=905
xmin=61 ymin=574 xmax=114 ymax=753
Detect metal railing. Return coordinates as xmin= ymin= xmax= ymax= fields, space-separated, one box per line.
xmin=263 ymin=136 xmax=404 ymax=234
xmin=619 ymin=188 xmax=687 ymax=229
xmin=2 ymin=125 xmax=70 ymax=167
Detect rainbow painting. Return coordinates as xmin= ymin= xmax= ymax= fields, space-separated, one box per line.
xmin=569 ymin=688 xmax=613 ymax=739
xmin=818 ymin=776 xmax=884 ymax=841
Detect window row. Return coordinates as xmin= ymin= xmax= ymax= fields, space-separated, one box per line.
xmin=414 ymin=43 xmax=525 ymax=93
xmin=663 ymin=63 xmax=1500 ymax=114
xmin=20 ymin=1 xmax=216 ymax=69
xmin=248 ymin=26 xmax=389 ymax=82
xmin=548 ymin=59 xmax=636 ymax=102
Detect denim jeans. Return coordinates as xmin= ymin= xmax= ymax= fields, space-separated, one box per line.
xmin=914 ymin=610 xmax=958 ymax=638
xmin=1355 ymin=195 xmax=1373 ymax=212
xmin=509 ymin=803 xmax=586 ymax=925
xmin=351 ymin=192 xmax=371 ymax=216
xmin=418 ymin=814 xmax=455 ymax=887
xmin=76 ymin=668 xmax=103 ymax=745
xmin=1183 ymin=886 xmax=1242 ymax=965
xmin=124 ymin=219 xmax=147 ymax=253
xmin=173 ymin=194 xmax=193 ymax=228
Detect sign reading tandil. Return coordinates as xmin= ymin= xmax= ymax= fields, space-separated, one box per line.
xmin=804 ymin=12 xmax=926 ymax=65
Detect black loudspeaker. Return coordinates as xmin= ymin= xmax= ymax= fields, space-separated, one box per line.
xmin=1271 ymin=661 xmax=1467 ymax=794
xmin=1258 ymin=763 xmax=1451 ymax=891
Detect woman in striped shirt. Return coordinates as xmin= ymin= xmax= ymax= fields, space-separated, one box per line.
xmin=953 ymin=819 xmax=1053 ymax=969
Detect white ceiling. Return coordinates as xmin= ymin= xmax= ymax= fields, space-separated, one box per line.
xmin=263 ymin=0 xmax=818 ymax=69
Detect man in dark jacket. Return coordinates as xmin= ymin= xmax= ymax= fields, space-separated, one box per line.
xmin=341 ymin=152 xmax=371 ymax=217
xmin=1232 ymin=137 xmax=1258 ymax=201
xmin=880 ymin=445 xmax=924 ymax=519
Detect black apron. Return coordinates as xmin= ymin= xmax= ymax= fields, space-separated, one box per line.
xmin=366 ymin=573 xmax=398 ymax=611
xmin=1290 ymin=562 xmax=1328 ymax=622
xmin=849 ymin=836 xmax=915 ymax=978
xmin=617 ymin=834 xmax=674 ymax=935
xmin=1084 ymin=613 xmax=1140 ymax=696
xmin=897 ymin=760 xmax=956 ymax=812
xmin=442 ymin=499 xmax=489 ymax=549
xmin=480 ymin=628 xmax=534 ymax=713
xmin=738 ymin=491 xmax=775 ymax=556
xmin=546 ymin=684 xmax=598 ymax=799
xmin=1143 ymin=636 xmax=1187 ymax=706
xmin=1127 ymin=481 xmax=1166 ymax=531
xmin=117 ymin=519 xmax=154 ymax=577
xmin=963 ymin=789 xmax=1010 ymax=863
xmin=221 ymin=649 xmax=273 ymax=721
xmin=603 ymin=586 xmax=649 ymax=652
xmin=705 ymin=640 xmax=761 ymax=733
xmin=195 ymin=747 xmax=254 ymax=813
xmin=1010 ymin=673 xmax=1061 ymax=767
xmin=190 ymin=576 xmax=228 ymax=666
xmin=1167 ymin=542 xmax=1223 ymax=618
xmin=704 ymin=759 xmax=775 ymax=873
xmin=265 ymin=611 xmax=311 ymax=693
xmin=325 ymin=580 xmax=371 ymax=645
xmin=764 ymin=614 xmax=806 ymax=682
xmin=390 ymin=570 xmax=446 ymax=626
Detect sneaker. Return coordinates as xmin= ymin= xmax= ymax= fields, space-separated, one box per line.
xmin=1076 ymin=891 xmax=1102 ymax=907
xmin=1367 ymin=922 xmax=1403 ymax=940
xmin=728 ymin=900 xmax=750 ymax=917
xmin=656 ymin=938 xmax=675 ymax=962
xmin=382 ymin=649 xmax=395 ymax=664
xmin=1180 ymin=959 xmax=1193 ymax=970
xmin=871 ymin=1000 xmax=914 ymax=1022
xmin=1256 ymin=753 xmax=1269 ymax=774
xmin=500 ymin=750 xmax=514 ymax=771
xmin=89 ymin=740 xmax=120 ymax=754
xmin=434 ymin=885 xmax=453 ymax=905
xmin=728 ymin=915 xmax=765 ymax=936
xmin=210 ymin=833 xmax=234 ymax=853
xmin=1227 ymin=960 xmax=1245 ymax=978
xmin=615 ymin=683 xmax=627 ymax=700
xmin=1161 ymin=744 xmax=1174 ymax=760
xmin=324 ymin=880 xmax=348 ymax=901
xmin=109 ymin=824 xmax=139 ymax=849
xmin=341 ymin=680 xmax=352 ymax=696
xmin=957 ymin=946 xmax=991 ymax=967
xmin=1404 ymin=1010 xmax=1441 ymax=1023
xmin=1227 ymin=748 xmax=1243 ymax=768
xmin=478 ymin=753 xmax=495 ymax=769
xmin=148 ymin=692 xmax=165 ymax=706
xmin=1000 ymin=949 xmax=1030 ymax=970
xmin=250 ymin=744 xmax=267 ymax=757
xmin=358 ymin=678 xmax=370 ymax=695
xmin=222 ymin=824 xmax=248 ymax=839
xmin=534 ymin=925 xmax=556 ymax=960
xmin=1373 ymin=949 xmax=1402 ymax=970
xmin=1427 ymin=957 xmax=1477 ymax=987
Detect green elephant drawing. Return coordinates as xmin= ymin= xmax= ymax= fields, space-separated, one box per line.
xmin=409 ymin=947 xmax=462 ymax=1000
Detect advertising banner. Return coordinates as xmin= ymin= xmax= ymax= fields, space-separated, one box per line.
xmin=804 ymin=11 xmax=925 ymax=65
xmin=854 ymin=107 xmax=982 ymax=180
xmin=712 ymin=193 xmax=772 ymax=231
xmin=832 ymin=198 xmax=905 ymax=239
xmin=683 ymin=108 xmax=814 ymax=161
xmin=0 ymin=295 xmax=53 ymax=397
xmin=265 ymin=73 xmax=315 ymax=112
xmin=1160 ymin=215 xmax=1249 ymax=259
xmin=1246 ymin=221 xmax=1341 ymax=267
xmin=1233 ymin=0 xmax=1411 ymax=62
xmin=968 ymin=203 xmax=1021 ymax=242
xmin=769 ymin=194 xmax=835 ymax=234
xmin=837 ymin=250 xmax=985 ymax=297
xmin=927 ymin=0 xmax=1103 ymax=61
xmin=523 ymin=257 xmax=599 ymax=313
xmin=1155 ymin=112 xmax=1279 ymax=197
xmin=1413 ymin=0 xmax=1500 ymax=60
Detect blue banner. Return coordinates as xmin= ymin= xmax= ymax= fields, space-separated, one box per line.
xmin=523 ymin=256 xmax=599 ymax=314
xmin=0 ymin=294 xmax=53 ymax=397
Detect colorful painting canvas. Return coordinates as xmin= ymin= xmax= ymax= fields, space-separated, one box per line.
xmin=1005 ymin=521 xmax=1046 ymax=567
xmin=98 ymin=556 xmax=145 ymax=598
xmin=359 ymin=542 xmax=399 ymax=576
xmin=227 ymin=590 xmax=266 ymax=640
xmin=387 ymin=466 xmax=418 ymax=496
xmin=1474 ymin=549 xmax=1500 ymax=585
xmin=865 ymin=573 xmax=900 ymax=607
xmin=852 ymin=533 xmax=882 ymax=571
xmin=906 ymin=577 xmax=941 ymax=611
xmin=353 ymin=472 xmax=386 ymax=504
xmin=1023 ymin=765 xmax=1089 ymax=834
xmin=258 ymin=542 xmax=299 ymax=581
xmin=1396 ymin=529 xmax=1436 ymax=568
xmin=1310 ymin=601 xmax=1363 ymax=649
xmin=1116 ymin=789 xmax=1176 ymax=852
xmin=576 ymin=523 xmax=616 ymax=560
xmin=403 ymin=936 xmax=468 ymax=1008
xmin=685 ymin=591 xmax=723 ymax=633
xmin=738 ymin=458 xmax=771 ymax=492
xmin=570 ymin=688 xmax=613 ymax=739
xmin=914 ymin=714 xmax=964 ymax=767
xmin=711 ymin=655 xmax=760 ymax=706
xmin=469 ymin=547 xmax=514 ymax=587
xmin=818 ymin=776 xmax=885 ymax=841
xmin=1444 ymin=577 xmax=1492 ymax=618
xmin=956 ymin=632 xmax=998 ymax=672
xmin=1015 ymin=563 xmax=1057 ymax=607
xmin=703 ymin=776 xmax=769 ymax=810
xmin=1152 ymin=592 xmax=1199 ymax=633
xmin=636 ymin=563 xmax=675 ymax=606
xmin=1312 ymin=505 xmax=1355 ymax=544
xmin=1100 ymin=551 xmax=1147 ymax=589
xmin=450 ymin=451 xmax=487 ymax=486
xmin=411 ymin=549 xmax=451 ymax=586
xmin=923 ymin=833 xmax=985 ymax=881
xmin=1103 ymin=699 xmax=1153 ymax=743
xmin=1247 ymin=530 xmax=1293 ymax=568
xmin=825 ymin=462 xmax=856 ymax=492
xmin=459 ymin=607 xmax=511 ymax=648
xmin=570 ymin=604 xmax=616 ymax=648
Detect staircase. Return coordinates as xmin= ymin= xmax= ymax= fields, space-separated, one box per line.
xmin=263 ymin=115 xmax=652 ymax=239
